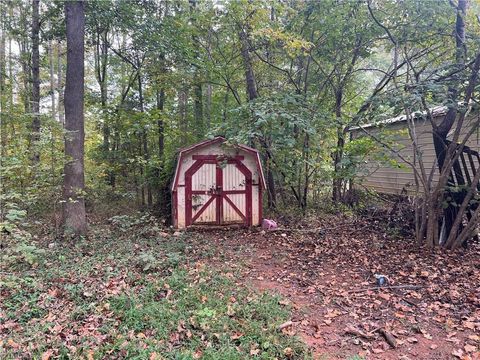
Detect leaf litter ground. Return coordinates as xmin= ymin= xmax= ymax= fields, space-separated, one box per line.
xmin=1 ymin=211 xmax=479 ymax=359
xmin=196 ymin=213 xmax=480 ymax=360
xmin=0 ymin=216 xmax=309 ymax=359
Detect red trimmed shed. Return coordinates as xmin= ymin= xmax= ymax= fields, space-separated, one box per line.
xmin=171 ymin=137 xmax=266 ymax=228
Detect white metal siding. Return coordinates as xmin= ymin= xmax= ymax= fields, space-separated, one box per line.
xmin=351 ymin=114 xmax=480 ymax=195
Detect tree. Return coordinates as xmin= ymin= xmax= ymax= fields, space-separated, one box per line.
xmin=62 ymin=0 xmax=86 ymax=237
xmin=31 ymin=0 xmax=40 ymax=163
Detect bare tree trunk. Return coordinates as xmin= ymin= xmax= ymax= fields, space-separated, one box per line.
xmin=222 ymin=88 xmax=228 ymax=122
xmin=435 ymin=0 xmax=466 ymax=140
xmin=239 ymin=28 xmax=258 ymax=101
xmin=8 ymin=16 xmax=13 ymax=107
xmin=157 ymin=89 xmax=165 ymax=159
xmin=302 ymin=133 xmax=310 ymax=210
xmin=189 ymin=0 xmax=203 ymax=139
xmin=62 ymin=0 xmax=87 ymax=237
xmin=31 ymin=0 xmax=40 ymax=164
xmin=155 ymin=87 xmax=170 ymax=218
xmin=194 ymin=82 xmax=203 ymax=138
xmin=0 ymin=3 xmax=6 ymax=115
xmin=49 ymin=37 xmax=56 ymax=120
xmin=0 ymin=2 xmax=6 ymax=165
xmin=136 ymin=71 xmax=152 ymax=207
xmin=178 ymin=85 xmax=188 ymax=142
xmin=19 ymin=5 xmax=31 ymax=114
xmin=205 ymin=83 xmax=212 ymax=129
xmin=428 ymin=0 xmax=467 ymax=247
xmin=93 ymin=25 xmax=112 ymax=185
xmin=57 ymin=41 xmax=64 ymax=126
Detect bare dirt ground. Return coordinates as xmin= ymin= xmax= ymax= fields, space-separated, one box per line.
xmin=195 ymin=214 xmax=480 ymax=360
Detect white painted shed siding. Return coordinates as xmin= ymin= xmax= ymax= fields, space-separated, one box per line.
xmin=191 ymin=163 xmax=217 ymax=223
xmin=223 ymin=163 xmax=246 ymax=223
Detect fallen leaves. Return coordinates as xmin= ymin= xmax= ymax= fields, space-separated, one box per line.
xmin=3 ymin=212 xmax=480 ymax=359
xmin=41 ymin=350 xmax=53 ymax=360
xmin=464 ymin=344 xmax=477 ymax=353
xmin=283 ymin=347 xmax=293 ymax=357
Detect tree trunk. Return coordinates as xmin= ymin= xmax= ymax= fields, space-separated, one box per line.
xmin=190 ymin=0 xmax=203 ymax=139
xmin=8 ymin=16 xmax=13 ymax=107
xmin=19 ymin=5 xmax=31 ymax=114
xmin=302 ymin=133 xmax=310 ymax=210
xmin=194 ymin=82 xmax=203 ymax=139
xmin=0 ymin=3 xmax=6 ymax=164
xmin=157 ymin=88 xmax=165 ymax=160
xmin=62 ymin=0 xmax=87 ymax=237
xmin=137 ymin=71 xmax=146 ymax=207
xmin=57 ymin=41 xmax=64 ymax=125
xmin=49 ymin=37 xmax=56 ymax=120
xmin=332 ymin=89 xmax=344 ymax=202
xmin=205 ymin=83 xmax=212 ymax=129
xmin=428 ymin=0 xmax=467 ymax=247
xmin=155 ymin=87 xmax=170 ymax=218
xmin=435 ymin=0 xmax=466 ymax=140
xmin=93 ymin=26 xmax=112 ymax=185
xmin=178 ymin=85 xmax=188 ymax=142
xmin=31 ymin=0 xmax=40 ymax=163
xmin=0 ymin=4 xmax=6 ymax=115
xmin=239 ymin=28 xmax=258 ymax=101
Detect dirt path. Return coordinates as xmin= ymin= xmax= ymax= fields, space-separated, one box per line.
xmin=196 ymin=220 xmax=480 ymax=359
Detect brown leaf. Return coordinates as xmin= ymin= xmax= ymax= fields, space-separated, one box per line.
xmin=41 ymin=350 xmax=53 ymax=360
xmin=378 ymin=293 xmax=391 ymax=301
xmin=149 ymin=352 xmax=161 ymax=360
xmin=226 ymin=305 xmax=235 ymax=316
xmin=464 ymin=344 xmax=477 ymax=353
xmin=7 ymin=338 xmax=19 ymax=349
xmin=452 ymin=349 xmax=464 ymax=358
xmin=283 ymin=347 xmax=293 ymax=358
xmin=467 ymin=335 xmax=480 ymax=342
xmin=230 ymin=332 xmax=243 ymax=340
xmin=250 ymin=348 xmax=260 ymax=356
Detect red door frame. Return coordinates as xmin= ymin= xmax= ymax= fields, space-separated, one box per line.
xmin=185 ymin=156 xmax=252 ymax=226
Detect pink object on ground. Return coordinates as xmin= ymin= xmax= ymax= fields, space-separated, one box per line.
xmin=262 ymin=219 xmax=278 ymax=230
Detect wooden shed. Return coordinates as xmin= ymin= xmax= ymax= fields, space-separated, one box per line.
xmin=349 ymin=106 xmax=480 ymax=195
xmin=171 ymin=137 xmax=266 ymax=229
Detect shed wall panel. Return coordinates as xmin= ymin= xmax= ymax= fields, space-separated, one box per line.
xmin=351 ymin=113 xmax=480 ymax=195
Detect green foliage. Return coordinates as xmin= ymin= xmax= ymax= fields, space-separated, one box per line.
xmin=108 ymin=269 xmax=308 ymax=359
xmin=2 ymin=0 xmax=479 ymax=224
xmin=0 ymin=220 xmax=309 ymax=359
xmin=136 ymin=251 xmax=183 ymax=273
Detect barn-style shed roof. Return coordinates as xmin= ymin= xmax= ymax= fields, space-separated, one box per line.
xmin=171 ymin=136 xmax=267 ymax=191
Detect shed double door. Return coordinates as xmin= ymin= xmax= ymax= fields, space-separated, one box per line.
xmin=185 ymin=156 xmax=252 ymax=226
